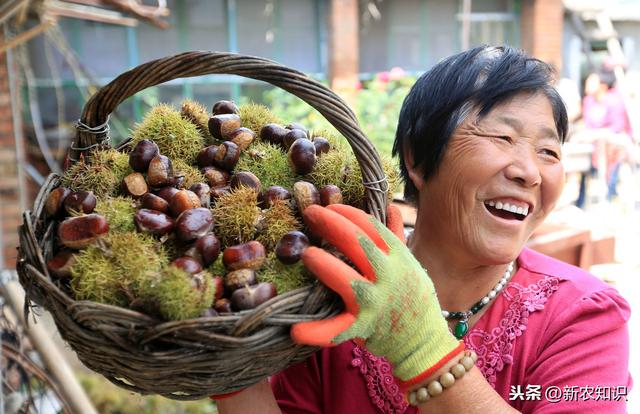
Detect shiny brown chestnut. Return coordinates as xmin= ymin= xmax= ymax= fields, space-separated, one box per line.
xmin=45 ymin=187 xmax=72 ymax=218
xmin=313 ymin=137 xmax=331 ymax=155
xmin=210 ymin=185 xmax=231 ymax=200
xmin=202 ymin=166 xmax=230 ymax=188
xmin=190 ymin=183 xmax=211 ymax=208
xmin=58 ymin=214 xmax=109 ymax=249
xmin=320 ymin=184 xmax=343 ymax=206
xmin=212 ymin=100 xmax=239 ymax=115
xmin=195 ymin=233 xmax=221 ymax=266
xmin=208 ymin=114 xmax=241 ymax=140
xmin=147 ymin=155 xmax=173 ymax=187
xmin=230 ymin=171 xmax=262 ymax=194
xmin=153 ymin=186 xmax=180 ymax=203
xmin=231 ymin=282 xmax=277 ymax=311
xmin=46 ymin=250 xmax=76 ymax=279
xmin=275 ymin=231 xmax=310 ymax=264
xmin=227 ymin=127 xmax=256 ymax=151
xmin=292 ymin=181 xmax=320 ymax=212
xmin=120 ymin=172 xmax=148 ymax=198
xmin=196 ymin=145 xmax=218 ymax=169
xmin=171 ymin=256 xmax=203 ymax=275
xmin=212 ymin=276 xmax=224 ymax=300
xmin=260 ymin=185 xmax=291 ymax=208
xmin=214 ymin=298 xmax=233 ymax=313
xmin=129 ymin=139 xmax=159 ymax=172
xmin=169 ymin=189 xmax=201 ymax=217
xmin=134 ymin=209 xmax=175 ymax=236
xmin=283 ymin=129 xmax=308 ymax=150
xmin=288 ymin=138 xmax=317 ymax=175
xmin=222 ymin=240 xmax=266 ymax=270
xmin=213 ymin=141 xmax=241 ymax=171
xmin=224 ymin=268 xmax=257 ymax=293
xmin=260 ymin=123 xmax=288 ymax=145
xmin=175 ymin=207 xmax=214 ymax=243
xmin=286 ymin=123 xmax=308 ymax=135
xmin=63 ymin=190 xmax=97 ymax=215
xmin=140 ymin=193 xmax=170 ymax=214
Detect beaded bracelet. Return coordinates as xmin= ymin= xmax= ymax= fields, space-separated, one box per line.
xmin=407 ymin=350 xmax=478 ymax=406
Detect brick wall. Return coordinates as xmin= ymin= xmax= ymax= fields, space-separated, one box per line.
xmin=0 ymin=32 xmax=22 ymax=269
xmin=328 ymin=0 xmax=359 ymax=103
xmin=520 ymin=0 xmax=564 ymax=73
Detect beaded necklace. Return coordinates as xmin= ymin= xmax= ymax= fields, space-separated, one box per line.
xmin=441 ymin=262 xmax=515 ymax=339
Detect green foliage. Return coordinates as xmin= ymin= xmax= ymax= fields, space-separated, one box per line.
xmin=78 ymin=372 xmax=218 ymax=414
xmin=262 ymin=77 xmax=416 ymax=158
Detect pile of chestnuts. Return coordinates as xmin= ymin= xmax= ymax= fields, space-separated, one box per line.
xmin=45 ymin=98 xmax=369 ymax=321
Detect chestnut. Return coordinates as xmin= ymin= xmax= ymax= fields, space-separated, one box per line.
xmin=224 ymin=268 xmax=257 ymax=293
xmin=153 ymin=186 xmax=180 ymax=203
xmin=231 ymin=282 xmax=277 ymax=311
xmin=190 ymin=183 xmax=211 ymax=208
xmin=227 ymin=127 xmax=256 ymax=151
xmin=46 ymin=250 xmax=76 ymax=279
xmin=286 ymin=123 xmax=308 ymax=135
xmin=288 ymin=138 xmax=317 ymax=175
xmin=167 ymin=175 xmax=185 ymax=189
xmin=212 ymin=100 xmax=239 ymax=115
xmin=129 ymin=139 xmax=159 ymax=172
xmin=196 ymin=233 xmax=221 ymax=266
xmin=169 ymin=189 xmax=201 ymax=217
xmin=260 ymin=123 xmax=288 ymax=146
xmin=222 ymin=240 xmax=266 ymax=270
xmin=212 ymin=276 xmax=224 ymax=300
xmin=140 ymin=193 xmax=170 ymax=214
xmin=202 ymin=166 xmax=230 ymax=188
xmin=213 ymin=141 xmax=241 ymax=171
xmin=283 ymin=129 xmax=308 ymax=150
xmin=147 ymin=155 xmax=173 ymax=187
xmin=259 ymin=185 xmax=291 ymax=208
xmin=210 ymin=185 xmax=231 ymax=200
xmin=120 ymin=172 xmax=148 ymax=198
xmin=171 ymin=256 xmax=203 ymax=275
xmin=230 ymin=171 xmax=262 ymax=194
xmin=208 ymin=114 xmax=241 ymax=140
xmin=313 ymin=137 xmax=331 ymax=155
xmin=63 ymin=190 xmax=97 ymax=215
xmin=275 ymin=231 xmax=310 ymax=264
xmin=58 ymin=214 xmax=109 ymax=249
xmin=175 ymin=207 xmax=214 ymax=243
xmin=201 ymin=308 xmax=219 ymax=317
xmin=134 ymin=209 xmax=175 ymax=236
xmin=320 ymin=184 xmax=343 ymax=206
xmin=196 ymin=145 xmax=218 ymax=169
xmin=45 ymin=187 xmax=71 ymax=217
xmin=214 ymin=298 xmax=233 ymax=313
xmin=292 ymin=181 xmax=320 ymax=212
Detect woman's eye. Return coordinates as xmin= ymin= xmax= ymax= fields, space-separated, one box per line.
xmin=494 ymin=135 xmax=512 ymax=142
xmin=541 ymin=148 xmax=560 ymax=159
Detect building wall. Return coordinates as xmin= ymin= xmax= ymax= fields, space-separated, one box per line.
xmin=520 ymin=0 xmax=564 ymax=72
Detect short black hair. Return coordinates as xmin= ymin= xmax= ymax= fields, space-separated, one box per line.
xmin=392 ymin=45 xmax=568 ymax=202
xmin=598 ymin=69 xmax=616 ymax=89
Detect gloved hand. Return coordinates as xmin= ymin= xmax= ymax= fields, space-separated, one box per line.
xmin=291 ymin=204 xmax=463 ymax=389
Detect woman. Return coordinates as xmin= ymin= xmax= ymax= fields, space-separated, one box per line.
xmin=217 ymin=46 xmax=631 ymax=413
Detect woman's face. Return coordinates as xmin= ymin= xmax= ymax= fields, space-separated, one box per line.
xmin=413 ymin=92 xmax=565 ymax=265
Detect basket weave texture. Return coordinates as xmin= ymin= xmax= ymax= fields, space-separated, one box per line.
xmin=16 ymin=51 xmax=388 ymax=399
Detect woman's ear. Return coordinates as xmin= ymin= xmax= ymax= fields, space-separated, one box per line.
xmin=403 ymin=145 xmax=425 ymax=191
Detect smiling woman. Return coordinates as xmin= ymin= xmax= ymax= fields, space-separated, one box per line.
xmin=216 ymin=46 xmax=631 ymax=414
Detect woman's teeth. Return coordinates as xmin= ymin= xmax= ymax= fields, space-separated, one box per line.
xmin=485 ymin=200 xmax=529 ymax=217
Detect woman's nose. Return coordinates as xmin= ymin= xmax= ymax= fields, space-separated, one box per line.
xmin=504 ymin=149 xmax=542 ymax=187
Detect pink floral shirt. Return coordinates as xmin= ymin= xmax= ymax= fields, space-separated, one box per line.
xmin=271 ymin=248 xmax=632 ymax=413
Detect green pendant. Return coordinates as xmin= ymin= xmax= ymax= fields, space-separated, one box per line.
xmin=454 ymin=320 xmax=469 ymax=339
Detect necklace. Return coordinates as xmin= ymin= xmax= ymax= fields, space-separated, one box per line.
xmin=441 ymin=262 xmax=515 ymax=339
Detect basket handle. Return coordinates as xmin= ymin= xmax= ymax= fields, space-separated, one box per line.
xmin=70 ymin=51 xmax=387 ymax=221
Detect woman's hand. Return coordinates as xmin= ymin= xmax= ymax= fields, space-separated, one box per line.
xmin=291 ymin=204 xmax=462 ymax=388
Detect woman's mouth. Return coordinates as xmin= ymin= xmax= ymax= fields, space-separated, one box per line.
xmin=483 ymin=200 xmax=529 ymax=221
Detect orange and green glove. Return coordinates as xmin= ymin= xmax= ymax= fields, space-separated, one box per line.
xmin=291 ymin=204 xmax=463 ymax=390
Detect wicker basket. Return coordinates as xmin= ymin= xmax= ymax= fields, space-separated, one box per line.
xmin=16 ymin=51 xmax=389 ymax=400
